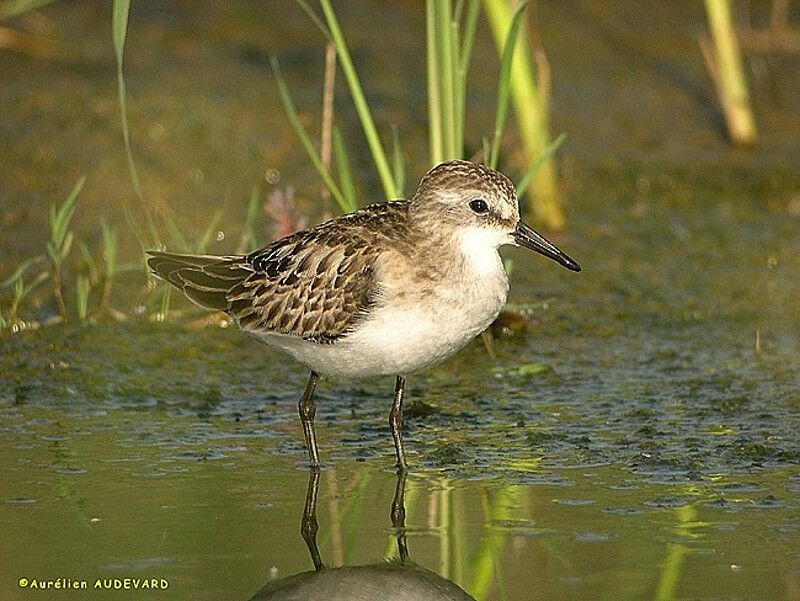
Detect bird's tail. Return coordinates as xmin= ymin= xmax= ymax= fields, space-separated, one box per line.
xmin=146 ymin=251 xmax=252 ymax=311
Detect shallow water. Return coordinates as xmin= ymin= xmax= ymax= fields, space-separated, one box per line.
xmin=1 ymin=395 xmax=798 ymax=600
xmin=2 ymin=1 xmax=800 ymax=599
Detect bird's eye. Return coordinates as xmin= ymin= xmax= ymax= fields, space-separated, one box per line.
xmin=469 ymin=198 xmax=489 ymax=214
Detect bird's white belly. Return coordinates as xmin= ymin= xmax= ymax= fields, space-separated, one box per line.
xmin=254 ymin=237 xmax=510 ymax=378
xmin=254 ymin=276 xmax=508 ymax=378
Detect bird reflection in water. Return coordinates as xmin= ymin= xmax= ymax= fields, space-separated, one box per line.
xmin=248 ymin=470 xmax=476 ymax=600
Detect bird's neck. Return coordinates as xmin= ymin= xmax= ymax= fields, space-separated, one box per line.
xmin=454 ymin=227 xmax=507 ymax=277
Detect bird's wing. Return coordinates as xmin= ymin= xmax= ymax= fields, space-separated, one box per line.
xmin=146 ymin=252 xmax=253 ymax=311
xmin=148 ymin=201 xmax=409 ymax=343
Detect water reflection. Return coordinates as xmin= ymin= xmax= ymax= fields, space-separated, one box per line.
xmin=248 ymin=470 xmax=476 ymax=600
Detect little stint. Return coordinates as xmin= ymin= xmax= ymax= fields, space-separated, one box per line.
xmin=148 ymin=160 xmax=580 ymax=470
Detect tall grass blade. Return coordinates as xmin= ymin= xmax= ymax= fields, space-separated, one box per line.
xmin=197 ymin=209 xmax=225 ymax=253
xmin=160 ymin=211 xmax=189 ymax=252
xmin=332 ymin=127 xmax=357 ymax=212
xmin=481 ymin=136 xmax=490 ymax=164
xmin=458 ymin=0 xmax=480 ymax=75
xmin=318 ymin=0 xmax=399 ymax=199
xmin=157 ymin=286 xmax=171 ymax=322
xmin=101 ymin=220 xmax=118 ymax=280
xmin=455 ymin=0 xmax=480 ymax=159
xmin=483 ymin=0 xmax=563 ymax=228
xmin=450 ymin=18 xmax=464 ymax=157
xmin=271 ymin=57 xmax=349 ymax=212
xmin=78 ymin=240 xmax=99 ymax=285
xmin=99 ymin=220 xmax=118 ymax=312
xmin=112 ymin=0 xmax=146 ymax=206
xmin=426 ymin=0 xmax=443 ymax=165
xmin=515 ymin=132 xmax=565 ymax=197
xmin=391 ymin=125 xmax=406 ymax=198
xmin=1 ymin=256 xmax=45 ymax=288
xmin=44 ymin=176 xmax=84 ymax=321
xmin=76 ymin=275 xmax=90 ymax=323
xmin=488 ymin=1 xmax=528 ymax=169
xmin=702 ymin=0 xmax=757 ymax=145
xmin=238 ymin=185 xmax=262 ymax=253
xmin=294 ymin=0 xmax=332 ymax=42
xmin=50 ymin=175 xmax=85 ymax=255
xmin=435 ymin=1 xmax=456 ymax=160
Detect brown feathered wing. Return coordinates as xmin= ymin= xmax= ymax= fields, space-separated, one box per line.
xmin=146 ymin=202 xmax=408 ymax=342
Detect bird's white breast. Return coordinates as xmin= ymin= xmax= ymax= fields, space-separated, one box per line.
xmin=254 ymin=228 xmax=510 ymax=378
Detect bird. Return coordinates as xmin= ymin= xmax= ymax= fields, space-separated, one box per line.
xmin=147 ymin=160 xmax=580 ymax=471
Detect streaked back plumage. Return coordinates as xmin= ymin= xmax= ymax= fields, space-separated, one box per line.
xmin=147 ymin=201 xmax=411 ymax=343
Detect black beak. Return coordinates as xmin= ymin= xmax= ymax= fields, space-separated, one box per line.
xmin=513 ymin=221 xmax=581 ymax=272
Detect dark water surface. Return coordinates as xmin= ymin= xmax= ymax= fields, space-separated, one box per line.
xmin=2 ymin=1 xmax=800 ymax=600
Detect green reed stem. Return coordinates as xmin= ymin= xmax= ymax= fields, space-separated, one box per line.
xmin=112 ymin=1 xmax=142 ymax=205
xmin=271 ymin=57 xmax=349 ymax=211
xmin=515 ymin=132 xmax=565 ymax=197
xmin=197 ymin=209 xmax=224 ymax=253
xmin=46 ymin=176 xmax=85 ymax=321
xmin=426 ymin=1 xmax=444 ymax=165
xmin=75 ymin=275 xmax=90 ymax=323
xmin=488 ymin=1 xmax=528 ymax=169
xmin=483 ymin=0 xmax=564 ymax=229
xmin=436 ymin=0 xmax=456 ymax=159
xmin=99 ymin=220 xmax=117 ymax=311
xmin=113 ymin=0 xmax=160 ymax=244
xmin=238 ymin=186 xmax=262 ymax=253
xmin=318 ymin=0 xmax=400 ymax=199
xmin=703 ymin=0 xmax=757 ymax=146
xmin=391 ymin=124 xmax=406 ymax=197
xmin=459 ymin=0 xmax=480 ymax=76
xmin=332 ymin=127 xmax=357 ymax=212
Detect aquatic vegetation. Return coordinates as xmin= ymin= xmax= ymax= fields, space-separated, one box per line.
xmin=318 ymin=0 xmax=400 ymax=200
xmin=237 ymin=186 xmax=264 ymax=254
xmin=112 ymin=0 xmax=158 ymax=246
xmin=487 ymin=1 xmax=528 ymax=170
xmin=45 ymin=175 xmax=84 ymax=322
xmin=1 ymin=1 xmax=570 ymax=331
xmin=75 ymin=274 xmax=90 ymax=323
xmin=483 ymin=0 xmax=564 ymax=228
xmin=0 ymin=174 xmax=138 ymax=329
xmin=425 ymin=0 xmax=481 ymax=163
xmin=277 ymin=0 xmax=564 ymax=220
xmin=700 ymin=0 xmax=757 ymax=146
xmin=0 ymin=267 xmax=47 ymax=330
xmin=98 ymin=221 xmax=124 ymax=319
xmin=271 ymin=57 xmax=354 ymax=213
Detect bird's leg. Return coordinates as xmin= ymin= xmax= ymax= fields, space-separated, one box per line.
xmin=389 ymin=375 xmax=408 ymax=471
xmin=300 ymin=468 xmax=324 ymax=571
xmin=298 ymin=370 xmax=320 ymax=468
xmin=391 ymin=468 xmax=410 ymax=563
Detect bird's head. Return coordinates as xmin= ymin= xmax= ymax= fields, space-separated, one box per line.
xmin=410 ymin=160 xmax=581 ymax=272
